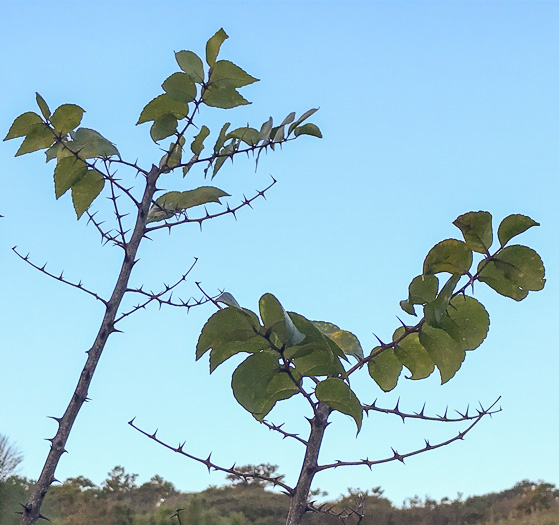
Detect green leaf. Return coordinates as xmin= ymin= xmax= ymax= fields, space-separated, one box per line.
xmin=162 ymin=72 xmax=197 ymax=104
xmin=478 ymin=245 xmax=545 ymax=300
xmin=453 ymin=211 xmax=493 ymax=253
xmin=438 ymin=295 xmax=489 ymax=351
xmin=498 ymin=214 xmax=540 ymax=247
xmin=161 ymin=136 xmax=185 ymax=169
xmin=191 ymin=125 xmax=210 ymax=156
xmin=294 ymin=123 xmax=322 ymax=139
xmin=312 ymin=321 xmax=363 ymax=359
xmin=137 ymin=94 xmax=189 ymax=125
xmin=227 ymin=126 xmax=259 ymax=146
xmin=175 ymin=50 xmax=204 ymax=83
xmin=419 ymin=324 xmax=465 ymax=384
xmin=206 ymin=28 xmax=228 ymax=67
xmin=215 ymin=292 xmax=241 ymax=308
xmin=258 ymin=117 xmax=273 ymax=143
xmin=231 ymin=351 xmax=298 ymax=420
xmin=213 ymin=123 xmax=231 ymax=153
xmin=424 ymin=274 xmax=461 ymax=328
xmin=203 ymin=85 xmax=250 ymax=109
xmin=4 ymin=111 xmax=43 ymax=140
xmin=15 ymin=124 xmax=55 ymax=156
xmin=54 ymin=156 xmax=87 ymax=198
xmin=288 ymin=108 xmax=319 ymax=136
xmin=399 ymin=300 xmax=416 ymax=316
xmin=150 ymin=114 xmax=178 ymax=143
xmin=315 ymin=378 xmax=362 ymax=432
xmin=259 ymin=294 xmax=305 ymax=347
xmin=393 ymin=328 xmax=434 ymax=380
xmin=71 ymin=169 xmax=104 ymax=218
xmin=51 ymin=104 xmax=85 ymax=135
xmin=368 ymin=347 xmax=403 ymax=392
xmin=67 ymin=128 xmax=120 ymax=158
xmin=408 ymin=275 xmax=439 ymax=305
xmin=210 ymin=60 xmax=258 ymax=89
xmin=423 ymin=239 xmax=472 ymax=276
xmin=35 ymin=93 xmax=51 ymax=119
xmin=147 ymin=186 xmax=229 ymax=223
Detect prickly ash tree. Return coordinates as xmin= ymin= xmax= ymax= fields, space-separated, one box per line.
xmin=5 ymin=29 xmax=322 ymax=525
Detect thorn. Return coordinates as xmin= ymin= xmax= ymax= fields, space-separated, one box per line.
xmin=150 ymin=429 xmax=158 ymax=439
xmin=47 ymin=416 xmax=62 ymax=424
xmin=128 ymin=417 xmax=136 ymax=425
xmin=372 ymin=333 xmax=385 ymax=346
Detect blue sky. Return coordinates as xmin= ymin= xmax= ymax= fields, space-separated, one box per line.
xmin=1 ymin=0 xmax=558 ymax=507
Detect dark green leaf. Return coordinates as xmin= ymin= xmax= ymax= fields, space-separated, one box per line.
xmin=150 ymin=114 xmax=178 ymax=143
xmin=4 ymin=112 xmax=43 ymax=141
xmin=162 ymin=72 xmax=197 ymax=104
xmin=35 ymin=93 xmax=51 ymax=119
xmin=147 ymin=186 xmax=229 ymax=223
xmin=393 ymin=328 xmax=434 ymax=380
xmin=453 ymin=211 xmax=493 ymax=253
xmin=423 ymin=239 xmax=472 ymax=276
xmin=213 ymin=123 xmax=231 ymax=153
xmin=419 ymin=324 xmax=465 ymax=384
xmin=137 ymin=94 xmax=189 ymax=125
xmin=175 ymin=50 xmax=204 ymax=83
xmin=227 ymin=126 xmax=259 ymax=146
xmin=288 ymin=108 xmax=319 ymax=136
xmin=210 ymin=60 xmax=258 ymax=89
xmin=71 ymin=169 xmax=104 ymax=218
xmin=399 ymin=300 xmax=417 ymax=316
xmin=231 ymin=352 xmax=298 ymax=420
xmin=280 ymin=112 xmax=296 ymax=127
xmin=368 ymin=347 xmax=402 ymax=392
xmin=206 ymin=28 xmax=228 ymax=67
xmin=191 ymin=125 xmax=210 ymax=156
xmin=51 ymin=104 xmax=85 ymax=135
xmin=315 ymin=378 xmax=362 ymax=432
xmin=15 ymin=124 xmax=55 ymax=156
xmin=478 ymin=245 xmax=545 ymax=300
xmin=203 ymin=85 xmax=250 ymax=109
xmin=68 ymin=128 xmax=120 ymax=158
xmin=438 ymin=295 xmax=489 ymax=351
xmin=498 ymin=214 xmax=540 ymax=247
xmin=408 ymin=275 xmax=439 ymax=305
xmin=54 ymin=156 xmax=87 ymax=198
xmin=294 ymin=123 xmax=322 ymax=139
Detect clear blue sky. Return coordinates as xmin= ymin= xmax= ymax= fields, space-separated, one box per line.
xmin=1 ymin=0 xmax=557 ymax=507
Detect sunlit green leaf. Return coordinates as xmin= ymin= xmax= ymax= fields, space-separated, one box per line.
xmin=419 ymin=324 xmax=465 ymax=384
xmin=163 ymin=136 xmax=185 ymax=169
xmin=191 ymin=125 xmax=210 ymax=156
xmin=51 ymin=104 xmax=85 ymax=135
xmin=150 ymin=114 xmax=178 ymax=143
xmin=453 ymin=211 xmax=493 ymax=253
xmin=231 ymin=351 xmax=298 ymax=420
xmin=67 ymin=128 xmax=120 ymax=158
xmin=4 ymin=111 xmax=43 ymax=140
xmin=203 ymin=85 xmax=250 ymax=109
xmin=423 ymin=239 xmax=472 ymax=276
xmin=408 ymin=275 xmax=439 ymax=305
xmin=175 ymin=50 xmax=204 ymax=83
xmin=259 ymin=294 xmax=305 ymax=347
xmin=312 ymin=321 xmax=363 ymax=359
xmin=206 ymin=28 xmax=228 ymax=67
xmin=147 ymin=186 xmax=229 ymax=223
xmin=438 ymin=295 xmax=489 ymax=351
xmin=35 ymin=93 xmax=51 ymax=119
xmin=210 ymin=60 xmax=258 ymax=89
xmin=315 ymin=378 xmax=362 ymax=432
xmin=54 ymin=156 xmax=87 ymax=198
xmin=478 ymin=245 xmax=545 ymax=300
xmin=162 ymin=72 xmax=197 ymax=104
xmin=137 ymin=94 xmax=189 ymax=125
xmin=498 ymin=214 xmax=540 ymax=247
xmin=71 ymin=169 xmax=104 ymax=218
xmin=294 ymin=123 xmax=322 ymax=139
xmin=368 ymin=347 xmax=402 ymax=392
xmin=393 ymin=328 xmax=434 ymax=380
xmin=15 ymin=124 xmax=55 ymax=156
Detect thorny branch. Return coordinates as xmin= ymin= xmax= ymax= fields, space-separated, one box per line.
xmin=261 ymin=420 xmax=308 ymax=446
xmin=12 ymin=247 xmax=108 ymax=306
xmin=314 ymin=397 xmax=501 ymax=473
xmin=86 ymin=210 xmax=123 ymax=248
xmin=128 ymin=418 xmax=295 ymax=495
